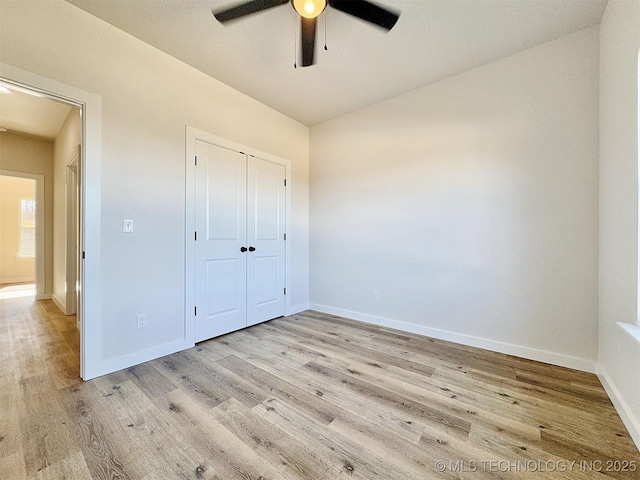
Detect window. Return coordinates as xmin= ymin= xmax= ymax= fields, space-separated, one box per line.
xmin=19 ymin=198 xmax=36 ymax=258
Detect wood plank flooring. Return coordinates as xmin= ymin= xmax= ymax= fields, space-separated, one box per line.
xmin=1 ymin=295 xmax=639 ymax=479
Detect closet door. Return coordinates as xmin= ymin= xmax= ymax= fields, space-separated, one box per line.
xmin=194 ymin=141 xmax=247 ymax=342
xmin=246 ymin=157 xmax=286 ymax=326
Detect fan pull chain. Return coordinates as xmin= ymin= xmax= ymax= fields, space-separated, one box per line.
xmin=324 ymin=11 xmax=328 ymax=51
xmin=293 ymin=25 xmax=297 ymax=68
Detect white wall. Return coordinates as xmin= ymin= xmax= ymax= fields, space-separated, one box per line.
xmin=310 ymin=27 xmax=600 ymax=372
xmin=598 ymin=0 xmax=640 ymax=449
xmin=0 ymin=133 xmax=54 ymax=294
xmin=0 ymin=0 xmax=309 ymax=377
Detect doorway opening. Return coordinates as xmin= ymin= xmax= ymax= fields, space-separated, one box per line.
xmin=0 ymin=171 xmax=45 ymax=297
xmin=0 ymin=77 xmax=84 ymax=373
xmin=0 ymin=174 xmax=38 ymax=294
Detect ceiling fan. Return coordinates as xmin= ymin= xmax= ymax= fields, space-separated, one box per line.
xmin=212 ymin=0 xmax=400 ymax=67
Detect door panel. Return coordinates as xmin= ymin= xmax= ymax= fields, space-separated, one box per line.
xmin=246 ymin=157 xmax=286 ymax=326
xmin=254 ymin=169 xmax=279 ymax=240
xmin=205 ymin=259 xmax=241 ymax=316
xmin=253 ymin=255 xmax=280 ymax=305
xmin=206 ymin=160 xmax=242 ymax=240
xmin=195 ymin=141 xmax=247 ymax=342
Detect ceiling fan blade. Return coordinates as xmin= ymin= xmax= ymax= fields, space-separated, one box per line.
xmin=212 ymin=0 xmax=288 ymax=23
xmin=300 ymin=16 xmax=317 ymax=67
xmin=328 ymin=0 xmax=399 ymax=31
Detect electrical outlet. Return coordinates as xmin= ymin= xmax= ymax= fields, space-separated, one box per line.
xmin=123 ymin=219 xmax=134 ymax=233
xmin=137 ymin=313 xmax=147 ymax=328
xmin=373 ymin=290 xmax=380 ymax=301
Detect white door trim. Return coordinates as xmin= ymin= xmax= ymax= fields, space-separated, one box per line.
xmin=65 ymin=146 xmax=80 ymax=316
xmin=185 ymin=126 xmax=292 ymax=346
xmin=1 ymin=63 xmax=102 ymax=380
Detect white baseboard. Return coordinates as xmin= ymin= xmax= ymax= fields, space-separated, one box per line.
xmin=51 ymin=294 xmax=66 ymax=313
xmin=83 ymin=301 xmax=310 ymax=381
xmin=596 ymin=364 xmax=640 ymax=451
xmin=287 ymin=302 xmax=310 ymax=317
xmin=35 ymin=293 xmax=52 ymax=301
xmin=0 ymin=276 xmax=35 ymax=284
xmin=83 ymin=338 xmax=191 ymax=381
xmin=309 ymin=304 xmax=596 ymax=373
xmin=51 ymin=293 xmax=75 ymax=315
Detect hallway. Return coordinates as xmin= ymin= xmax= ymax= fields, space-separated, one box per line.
xmin=0 ymin=291 xmax=79 ymax=384
xmin=0 ymin=294 xmax=81 ymax=477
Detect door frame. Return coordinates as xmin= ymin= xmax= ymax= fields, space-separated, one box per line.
xmin=1 ymin=63 xmax=102 ymax=380
xmin=66 ymin=146 xmax=80 ymax=317
xmin=0 ymin=171 xmax=44 ymax=296
xmin=185 ymin=126 xmax=292 ymax=345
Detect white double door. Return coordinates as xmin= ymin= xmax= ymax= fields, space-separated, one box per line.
xmin=194 ymin=141 xmax=286 ymax=343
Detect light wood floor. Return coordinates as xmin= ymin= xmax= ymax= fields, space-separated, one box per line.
xmin=1 ymin=296 xmax=639 ymax=479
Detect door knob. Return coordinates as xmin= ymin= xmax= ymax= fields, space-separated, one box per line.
xmin=248 ymin=246 xmax=256 ymax=252
xmin=240 ymin=246 xmax=248 ymax=252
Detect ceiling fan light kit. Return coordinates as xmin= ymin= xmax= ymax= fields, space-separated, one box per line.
xmin=212 ymin=0 xmax=400 ymax=67
xmin=292 ymin=0 xmax=327 ymax=18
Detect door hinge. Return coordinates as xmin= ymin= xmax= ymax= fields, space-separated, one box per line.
xmin=283 ymin=233 xmax=286 ymax=241
xmin=82 ymin=251 xmax=85 ymax=259
xmin=195 ymin=231 xmax=197 ymax=241
xmin=284 ymin=179 xmax=287 ymax=187
xmin=284 ymin=288 xmax=286 ymax=295
xmin=194 ymin=306 xmax=197 ymax=316
xmin=195 ymin=155 xmax=198 ymax=166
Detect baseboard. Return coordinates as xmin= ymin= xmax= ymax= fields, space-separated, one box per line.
xmin=597 ymin=363 xmax=640 ymax=451
xmin=51 ymin=294 xmax=66 ymax=313
xmin=35 ymin=293 xmax=51 ymax=301
xmin=287 ymin=302 xmax=310 ymax=317
xmin=310 ymin=304 xmax=596 ymax=373
xmin=83 ymin=338 xmax=191 ymax=381
xmin=83 ymin=301 xmax=310 ymax=380
xmin=0 ymin=276 xmax=35 ymax=284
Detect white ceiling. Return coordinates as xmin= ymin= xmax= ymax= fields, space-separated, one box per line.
xmin=66 ymin=0 xmax=605 ymax=126
xmin=0 ymin=83 xmax=73 ymax=140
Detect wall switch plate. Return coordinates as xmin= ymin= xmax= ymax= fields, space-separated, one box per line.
xmin=373 ymin=290 xmax=380 ymax=301
xmin=137 ymin=313 xmax=147 ymax=328
xmin=123 ymin=219 xmax=134 ymax=233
